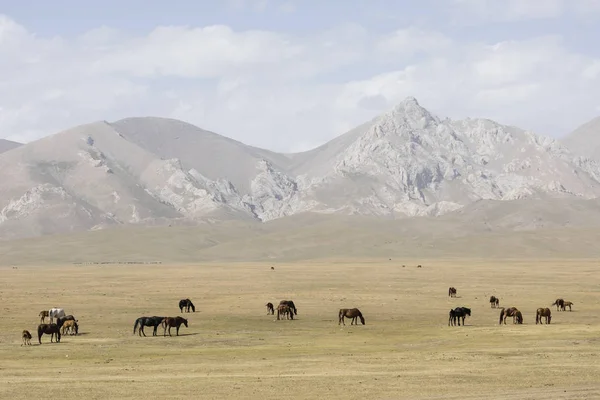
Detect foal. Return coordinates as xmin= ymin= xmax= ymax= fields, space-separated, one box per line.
xmin=22 ymin=330 xmax=32 ymax=346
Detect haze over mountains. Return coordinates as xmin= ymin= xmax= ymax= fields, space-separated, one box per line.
xmin=0 ymin=96 xmax=599 ymax=241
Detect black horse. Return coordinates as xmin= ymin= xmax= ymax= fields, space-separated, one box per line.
xmin=279 ymin=300 xmax=297 ymax=315
xmin=38 ymin=323 xmax=61 ymax=344
xmin=448 ymin=307 xmax=471 ymax=326
xmin=178 ymin=299 xmax=196 ymax=313
xmin=133 ymin=316 xmax=165 ymax=336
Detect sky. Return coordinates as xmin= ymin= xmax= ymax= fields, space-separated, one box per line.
xmin=0 ymin=0 xmax=599 ymax=152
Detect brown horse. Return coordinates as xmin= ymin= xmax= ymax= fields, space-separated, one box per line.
xmin=448 ymin=287 xmax=457 ymax=297
xmin=561 ymin=301 xmax=573 ymax=311
xmin=22 ymin=330 xmax=32 ymax=346
xmin=61 ymin=320 xmax=79 ymax=335
xmin=536 ymin=308 xmax=552 ymax=324
xmin=499 ymin=307 xmax=521 ymax=324
xmin=279 ymin=300 xmax=297 ymax=315
xmin=514 ymin=310 xmax=523 ymax=324
xmin=551 ymin=298 xmax=564 ymax=311
xmin=39 ymin=310 xmax=49 ymax=323
xmin=277 ymin=304 xmax=294 ymax=320
xmin=266 ymin=302 xmax=274 ymax=315
xmin=162 ymin=316 xmax=188 ymax=336
xmin=37 ymin=323 xmax=61 ymax=344
xmin=489 ymin=296 xmax=500 ymax=308
xmin=338 ymin=308 xmax=365 ymax=325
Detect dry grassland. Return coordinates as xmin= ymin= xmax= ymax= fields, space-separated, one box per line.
xmin=1 ymin=259 xmax=600 ymax=399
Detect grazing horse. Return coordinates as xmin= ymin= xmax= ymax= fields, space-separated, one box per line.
xmin=266 ymin=302 xmax=275 ymax=315
xmin=133 ymin=316 xmax=165 ymax=337
xmin=37 ymin=323 xmax=61 ymax=344
xmin=279 ymin=300 xmax=297 ymax=315
xmin=22 ymin=330 xmax=32 ymax=346
xmin=499 ymin=307 xmax=521 ymax=324
xmin=448 ymin=307 xmax=471 ymax=326
xmin=338 ymin=308 xmax=365 ymax=325
xmin=56 ymin=315 xmax=76 ymax=328
xmin=562 ymin=301 xmax=573 ymax=311
xmin=448 ymin=287 xmax=457 ymax=298
xmin=178 ymin=298 xmax=196 ymax=313
xmin=489 ymin=296 xmax=500 ymax=308
xmin=39 ymin=310 xmax=49 ymax=323
xmin=514 ymin=310 xmax=523 ymax=324
xmin=277 ymin=304 xmax=294 ymax=320
xmin=536 ymin=308 xmax=552 ymax=324
xmin=61 ymin=320 xmax=79 ymax=335
xmin=551 ymin=298 xmax=564 ymax=311
xmin=48 ymin=308 xmax=66 ymax=324
xmin=162 ymin=316 xmax=188 ymax=336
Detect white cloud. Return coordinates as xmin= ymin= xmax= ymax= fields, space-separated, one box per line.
xmin=0 ymin=13 xmax=599 ymax=152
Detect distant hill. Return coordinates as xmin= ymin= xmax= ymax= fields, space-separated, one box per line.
xmin=2 ymin=97 xmax=600 ymax=240
xmin=562 ymin=116 xmax=600 ymax=160
xmin=0 ymin=139 xmax=21 ymax=154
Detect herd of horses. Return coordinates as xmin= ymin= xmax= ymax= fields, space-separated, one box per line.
xmin=21 ymin=285 xmax=576 ymax=346
xmin=447 ymin=287 xmax=574 ymax=327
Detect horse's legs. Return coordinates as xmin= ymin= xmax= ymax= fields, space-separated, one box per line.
xmin=176 ymin=326 xmax=180 ymax=336
xmin=168 ymin=326 xmax=172 ymax=336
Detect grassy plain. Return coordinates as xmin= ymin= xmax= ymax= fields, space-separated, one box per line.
xmin=1 ymin=259 xmax=600 ymax=399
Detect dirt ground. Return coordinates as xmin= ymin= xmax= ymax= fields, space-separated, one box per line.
xmin=1 ymin=259 xmax=599 ymax=399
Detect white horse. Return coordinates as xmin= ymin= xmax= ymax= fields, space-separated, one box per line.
xmin=49 ymin=308 xmax=66 ymax=324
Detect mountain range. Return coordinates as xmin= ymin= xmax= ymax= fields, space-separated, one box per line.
xmin=0 ymin=96 xmax=599 ymax=241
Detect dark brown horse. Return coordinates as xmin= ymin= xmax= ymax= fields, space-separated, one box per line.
xmin=448 ymin=287 xmax=457 ymax=297
xmin=277 ymin=304 xmax=294 ymax=320
xmin=489 ymin=296 xmax=500 ymax=308
xmin=39 ymin=310 xmax=49 ymax=323
xmin=514 ymin=310 xmax=523 ymax=324
xmin=266 ymin=302 xmax=274 ymax=315
xmin=338 ymin=308 xmax=365 ymax=325
xmin=551 ymin=298 xmax=564 ymax=311
xmin=22 ymin=330 xmax=32 ymax=346
xmin=536 ymin=307 xmax=552 ymax=324
xmin=279 ymin=300 xmax=297 ymax=315
xmin=561 ymin=301 xmax=573 ymax=311
xmin=499 ymin=307 xmax=521 ymax=324
xmin=37 ymin=323 xmax=61 ymax=344
xmin=162 ymin=316 xmax=188 ymax=336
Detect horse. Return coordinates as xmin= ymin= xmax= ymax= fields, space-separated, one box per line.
xmin=448 ymin=287 xmax=457 ymax=298
xmin=61 ymin=320 xmax=79 ymax=335
xmin=133 ymin=316 xmax=165 ymax=337
xmin=448 ymin=307 xmax=471 ymax=326
xmin=162 ymin=316 xmax=188 ymax=336
xmin=279 ymin=300 xmax=297 ymax=315
xmin=338 ymin=308 xmax=365 ymax=325
xmin=39 ymin=310 xmax=49 ymax=323
xmin=536 ymin=308 xmax=552 ymax=324
xmin=551 ymin=298 xmax=564 ymax=311
xmin=277 ymin=304 xmax=294 ymax=320
xmin=514 ymin=310 xmax=523 ymax=324
xmin=22 ymin=330 xmax=32 ymax=346
xmin=48 ymin=308 xmax=66 ymax=324
xmin=489 ymin=296 xmax=500 ymax=308
xmin=499 ymin=307 xmax=520 ymax=324
xmin=178 ymin=299 xmax=196 ymax=313
xmin=266 ymin=302 xmax=274 ymax=315
xmin=56 ymin=315 xmax=76 ymax=328
xmin=561 ymin=301 xmax=573 ymax=311
xmin=37 ymin=323 xmax=61 ymax=344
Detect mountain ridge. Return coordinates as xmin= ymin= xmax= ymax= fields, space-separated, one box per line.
xmin=2 ymin=97 xmax=600 ymax=240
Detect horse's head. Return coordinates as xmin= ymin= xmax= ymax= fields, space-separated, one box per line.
xmin=183 ymin=318 xmax=188 ymax=327
xmin=359 ymin=315 xmax=365 ymax=325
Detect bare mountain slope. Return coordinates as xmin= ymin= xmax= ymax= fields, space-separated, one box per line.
xmin=562 ymin=116 xmax=600 ymax=160
xmin=2 ymin=97 xmax=600 ymax=240
xmin=0 ymin=139 xmax=21 ymax=154
xmin=110 ymin=117 xmax=293 ymax=193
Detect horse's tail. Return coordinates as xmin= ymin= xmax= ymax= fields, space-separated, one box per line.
xmin=133 ymin=318 xmax=140 ymax=334
xmin=498 ymin=308 xmax=505 ymax=324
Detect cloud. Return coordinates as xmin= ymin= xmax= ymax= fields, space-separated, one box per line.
xmin=0 ymin=13 xmax=599 ymax=153
xmin=452 ymin=0 xmax=600 ymax=22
